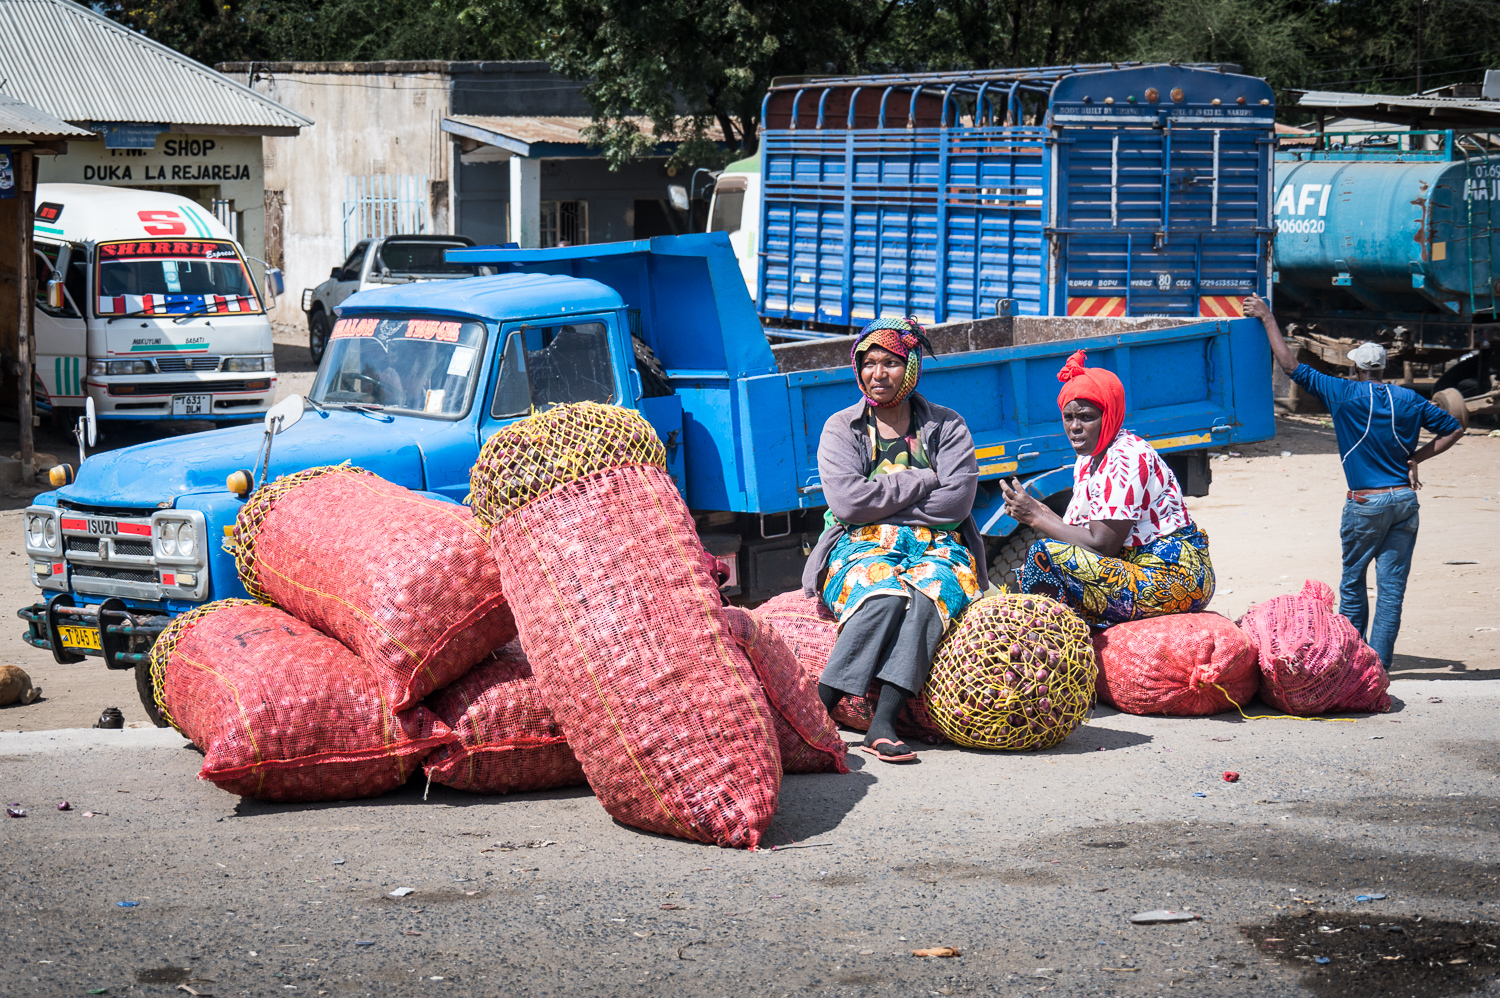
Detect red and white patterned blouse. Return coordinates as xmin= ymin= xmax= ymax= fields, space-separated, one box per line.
xmin=1063 ymin=429 xmax=1192 ymax=547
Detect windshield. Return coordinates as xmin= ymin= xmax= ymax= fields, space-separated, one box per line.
xmin=376 ymin=239 xmax=481 ymax=277
xmin=96 ymin=239 xmax=260 ymax=317
xmin=311 ymin=315 xmax=487 ymax=417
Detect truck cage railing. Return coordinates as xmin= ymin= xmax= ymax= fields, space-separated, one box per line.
xmin=763 ymin=62 xmax=1239 ymax=131
xmin=1279 ymin=128 xmax=1499 ymax=319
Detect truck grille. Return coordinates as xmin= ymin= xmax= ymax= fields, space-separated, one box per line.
xmin=155 ymin=356 xmax=221 ymax=373
xmin=71 ymin=565 xmax=158 ymax=585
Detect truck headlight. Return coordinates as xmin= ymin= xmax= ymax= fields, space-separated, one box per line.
xmin=223 ymin=356 xmax=268 ymax=372
xmin=89 ymin=359 xmax=154 ymax=376
xmin=157 ymin=520 xmax=179 ymax=556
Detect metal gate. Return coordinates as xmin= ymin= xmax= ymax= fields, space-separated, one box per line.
xmin=342 ymin=175 xmax=429 ymax=256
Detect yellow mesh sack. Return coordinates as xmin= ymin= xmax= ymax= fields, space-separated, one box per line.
xmin=919 ymin=593 xmax=1097 ymax=750
xmin=468 ymin=401 xmax=666 ymax=528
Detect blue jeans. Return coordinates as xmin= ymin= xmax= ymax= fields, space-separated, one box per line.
xmin=1339 ymin=488 xmax=1420 ymax=668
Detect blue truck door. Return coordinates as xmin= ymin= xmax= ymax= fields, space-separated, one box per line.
xmin=1048 ymin=67 xmax=1275 ymax=319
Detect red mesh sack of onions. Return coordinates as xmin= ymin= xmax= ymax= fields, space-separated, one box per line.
xmin=750 ymin=591 xmax=943 ymax=741
xmin=423 ymin=642 xmax=587 ymax=795
xmin=232 ymin=465 xmax=516 ymax=712
xmin=1237 ymin=580 xmax=1391 ymax=715
xmin=1092 ymin=612 xmax=1259 ymax=716
xmin=722 ymin=607 xmax=849 ymax=775
xmin=147 ymin=600 xmax=454 ymax=802
xmin=469 ymin=402 xmax=780 ymax=848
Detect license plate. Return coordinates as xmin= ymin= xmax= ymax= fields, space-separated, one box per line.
xmin=58 ymin=624 xmax=101 ymax=651
xmin=172 ymin=393 xmax=210 ymax=416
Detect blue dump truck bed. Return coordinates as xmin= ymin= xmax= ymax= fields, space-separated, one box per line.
xmin=756 ymin=64 xmax=1275 ymax=327
xmin=23 ymin=234 xmax=1273 ymax=723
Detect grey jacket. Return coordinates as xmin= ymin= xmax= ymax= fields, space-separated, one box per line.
xmin=800 ymin=393 xmax=989 ymax=597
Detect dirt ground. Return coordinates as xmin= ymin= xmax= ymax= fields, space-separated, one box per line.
xmin=0 ymin=410 xmax=1493 ymax=732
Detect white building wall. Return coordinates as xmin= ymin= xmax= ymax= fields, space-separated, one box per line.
xmin=223 ymin=65 xmax=455 ymax=331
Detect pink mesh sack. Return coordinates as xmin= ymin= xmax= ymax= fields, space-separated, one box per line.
xmin=1237 ymin=580 xmax=1391 ymax=715
xmin=723 ymin=607 xmax=849 ymax=775
xmin=233 ymin=466 xmax=516 ymax=711
xmin=423 ymin=642 xmax=587 ymax=795
xmin=469 ymin=403 xmax=780 ymax=848
xmin=1092 ymin=613 xmax=1259 ymax=716
xmin=148 ymin=600 xmax=454 ymax=802
xmin=751 ymin=591 xmax=943 ymax=741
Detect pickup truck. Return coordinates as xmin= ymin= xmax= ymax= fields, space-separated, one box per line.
xmin=301 ymin=233 xmax=491 ymax=363
xmin=19 ymin=232 xmax=1274 ymax=725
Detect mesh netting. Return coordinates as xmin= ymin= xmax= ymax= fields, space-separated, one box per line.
xmin=723 ymin=607 xmax=849 ymax=775
xmin=479 ymin=403 xmax=780 ymax=849
xmin=423 ymin=642 xmax=588 ymax=795
xmin=750 ymin=591 xmax=943 ymax=741
xmin=917 ymin=593 xmax=1096 ymax=751
xmin=468 ymin=400 xmax=666 ymax=529
xmin=1093 ymin=612 xmax=1259 ymax=716
xmin=149 ymin=599 xmax=455 ymax=802
xmin=1237 ymin=580 xmax=1391 ymax=715
xmin=231 ymin=465 xmax=516 ymax=712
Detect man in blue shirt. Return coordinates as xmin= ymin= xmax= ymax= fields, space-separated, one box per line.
xmin=1244 ymin=296 xmax=1464 ymax=668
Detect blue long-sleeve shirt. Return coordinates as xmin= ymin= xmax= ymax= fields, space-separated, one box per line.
xmin=1290 ymin=365 xmax=1463 ymax=490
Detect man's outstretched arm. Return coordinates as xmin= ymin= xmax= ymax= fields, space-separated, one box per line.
xmin=1242 ymin=294 xmax=1298 ymax=374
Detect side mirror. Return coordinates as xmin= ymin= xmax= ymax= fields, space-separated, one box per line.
xmin=46 ymin=276 xmax=64 ymax=310
xmin=667 ymin=184 xmax=689 ymax=212
xmin=264 ymin=394 xmax=304 ymax=435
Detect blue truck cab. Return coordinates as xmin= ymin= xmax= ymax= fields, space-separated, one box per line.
xmin=18 ymin=232 xmax=1274 ymax=724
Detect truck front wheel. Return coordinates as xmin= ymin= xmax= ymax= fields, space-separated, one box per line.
xmin=308 ymin=309 xmax=331 ymax=365
xmin=134 ymin=663 xmax=169 ymax=728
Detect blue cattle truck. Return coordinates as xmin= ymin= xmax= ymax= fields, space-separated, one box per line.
xmin=18 ymin=233 xmax=1273 ymax=725
xmin=706 ymin=63 xmax=1277 ymax=326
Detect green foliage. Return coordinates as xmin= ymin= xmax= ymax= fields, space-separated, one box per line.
xmin=98 ymin=0 xmax=540 ymax=65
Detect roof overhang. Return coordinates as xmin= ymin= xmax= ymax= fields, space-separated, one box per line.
xmin=1291 ymin=89 xmax=1500 ymax=128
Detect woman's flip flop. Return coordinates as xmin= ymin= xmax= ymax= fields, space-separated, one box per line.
xmin=860 ymin=739 xmax=917 ymax=763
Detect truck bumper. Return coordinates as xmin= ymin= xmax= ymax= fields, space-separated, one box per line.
xmin=18 ymin=595 xmax=170 ymax=668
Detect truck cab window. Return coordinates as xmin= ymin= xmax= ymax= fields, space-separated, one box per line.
xmin=339 ymin=241 xmax=370 ymax=281
xmin=491 ymin=321 xmax=615 ymax=418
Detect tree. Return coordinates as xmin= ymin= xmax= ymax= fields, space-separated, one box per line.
xmin=449 ymin=0 xmax=902 ymax=168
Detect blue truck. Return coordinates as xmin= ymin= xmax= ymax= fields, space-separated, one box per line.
xmin=707 ymin=63 xmax=1276 ymax=327
xmin=18 ymin=233 xmax=1274 ymax=724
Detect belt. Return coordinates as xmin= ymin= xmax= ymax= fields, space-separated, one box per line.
xmin=1347 ymin=485 xmax=1410 ymax=502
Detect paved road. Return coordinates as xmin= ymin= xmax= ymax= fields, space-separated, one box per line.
xmin=3 ymin=678 xmax=1495 ymax=997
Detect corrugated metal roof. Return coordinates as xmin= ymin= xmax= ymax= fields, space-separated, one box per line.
xmin=0 ymin=0 xmax=310 ymax=131
xmin=442 ymin=115 xmax=724 ymax=157
xmin=0 ymin=91 xmax=93 ymax=139
xmin=1291 ymin=89 xmax=1500 ymax=127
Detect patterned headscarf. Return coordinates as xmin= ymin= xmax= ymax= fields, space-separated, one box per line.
xmin=851 ymin=317 xmax=933 ymax=408
xmin=1056 ymin=349 xmax=1126 ymax=456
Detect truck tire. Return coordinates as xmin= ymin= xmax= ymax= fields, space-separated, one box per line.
xmin=308 ymin=309 xmax=331 ymax=365
xmin=1433 ymin=387 xmax=1470 ymax=431
xmin=633 ymin=338 xmax=674 ymax=398
xmin=987 ymin=526 xmax=1042 ymax=592
xmin=135 ymin=662 xmax=169 ymax=728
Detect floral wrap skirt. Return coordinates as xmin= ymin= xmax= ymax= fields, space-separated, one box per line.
xmin=1020 ymin=523 xmax=1215 ymax=627
xmin=822 ymin=524 xmax=982 ymax=631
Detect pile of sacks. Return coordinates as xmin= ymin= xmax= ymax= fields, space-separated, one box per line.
xmin=1091 ymin=580 xmax=1391 ymax=718
xmin=148 ymin=406 xmax=846 ymax=849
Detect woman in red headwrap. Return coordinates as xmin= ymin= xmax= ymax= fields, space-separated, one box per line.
xmin=801 ymin=318 xmax=987 ymax=761
xmin=998 ymin=350 xmax=1215 ymax=626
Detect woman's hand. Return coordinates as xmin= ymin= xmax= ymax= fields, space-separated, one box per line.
xmin=1000 ymin=477 xmax=1051 ymax=528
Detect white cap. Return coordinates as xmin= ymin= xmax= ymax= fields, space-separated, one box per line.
xmin=1348 ymin=341 xmax=1387 ymax=371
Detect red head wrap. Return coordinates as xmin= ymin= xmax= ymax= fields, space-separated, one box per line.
xmin=1056 ymin=349 xmax=1125 ymax=456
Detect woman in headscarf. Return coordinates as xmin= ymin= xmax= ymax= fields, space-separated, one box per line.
xmin=801 ymin=317 xmax=987 ymax=762
xmin=998 ymin=350 xmax=1214 ymax=626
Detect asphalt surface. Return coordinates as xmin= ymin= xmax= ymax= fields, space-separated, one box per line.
xmin=3 ymin=678 xmax=1496 ymax=998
